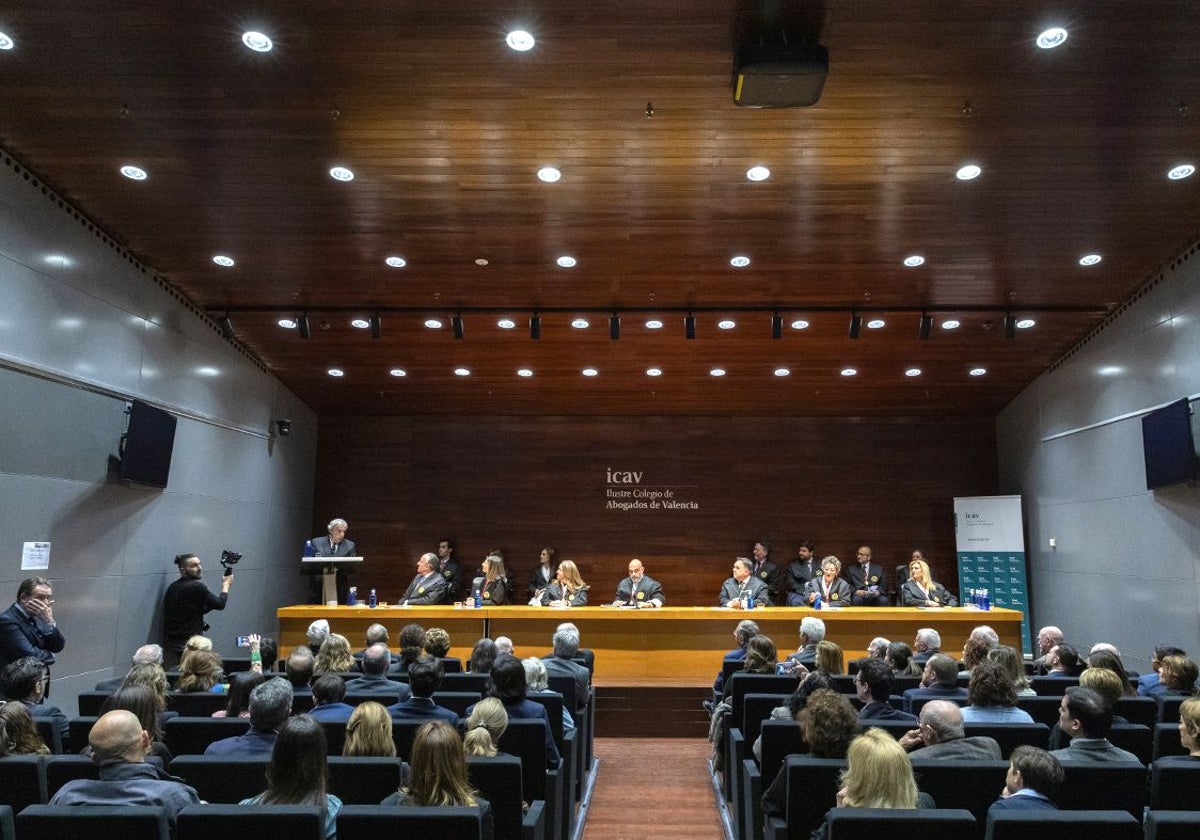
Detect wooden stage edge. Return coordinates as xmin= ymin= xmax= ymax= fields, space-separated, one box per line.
xmin=277 ymin=605 xmax=1023 ymax=686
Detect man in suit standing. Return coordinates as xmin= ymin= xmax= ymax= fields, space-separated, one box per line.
xmin=844 ymin=545 xmax=889 ymax=606
xmin=435 ymin=538 xmax=464 ymax=603
xmin=612 ymin=558 xmax=665 ymax=607
xmin=989 ymin=746 xmax=1064 ymax=812
xmin=0 ymin=577 xmax=65 ymax=679
xmin=783 ymin=541 xmax=820 ymax=606
xmin=401 ymin=554 xmax=448 ymax=605
xmin=719 ymin=558 xmax=771 ymax=608
xmin=750 ymin=540 xmax=782 ymax=605
xmin=307 ymin=518 xmax=356 ymax=604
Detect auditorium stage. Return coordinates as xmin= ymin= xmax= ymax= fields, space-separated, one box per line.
xmin=276 ymin=605 xmax=1023 ymax=685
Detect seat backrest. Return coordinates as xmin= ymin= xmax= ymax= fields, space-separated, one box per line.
xmin=730 ymin=674 xmax=799 ymax=713
xmin=1017 ymin=696 xmax=1067 ymax=727
xmin=327 ymin=756 xmax=405 ymax=804
xmin=523 ymin=692 xmax=565 ymax=748
xmin=496 ymin=719 xmax=551 ymax=801
xmin=1158 ymin=696 xmax=1185 ymax=724
xmin=892 ymin=676 xmax=922 ymax=694
xmin=167 ymin=755 xmax=269 ymax=803
xmin=910 ymin=695 xmax=967 ymax=716
xmin=17 ymin=804 xmax=171 ymax=840
xmin=439 ymin=673 xmax=488 ymax=695
xmin=830 ymin=674 xmax=857 ymax=694
xmin=164 ymin=716 xmax=251 ymax=756
xmin=432 ymin=691 xmax=478 ymax=718
xmin=742 ymin=693 xmax=789 ymax=745
xmin=467 ymin=754 xmax=525 ymax=840
xmin=780 ymin=756 xmax=846 ymax=840
xmin=859 ymin=720 xmax=911 ymax=741
xmin=909 ymin=759 xmax=1008 ymax=825
xmin=1030 ymin=677 xmax=1079 ymax=696
xmin=176 ymin=803 xmax=325 ymax=840
xmin=758 ymin=720 xmax=804 ymax=788
xmin=76 ymin=692 xmax=111 ymax=717
xmin=0 ymin=755 xmax=46 ymax=813
xmin=544 ymin=675 xmax=578 ymax=718
xmin=984 ymin=809 xmax=1141 ymax=840
xmin=1145 ymin=810 xmax=1200 ymax=840
xmin=0 ymin=804 xmax=13 ymax=840
xmin=1150 ymin=757 xmax=1200 ymax=810
xmin=827 ymin=808 xmax=976 ymax=840
xmin=167 ymin=691 xmax=228 ymax=717
xmin=336 ymin=804 xmax=483 ymax=840
xmin=440 ymin=657 xmax=463 ymax=674
xmin=320 ymin=720 xmax=348 ymax=755
xmin=1106 ymin=723 xmax=1152 ymax=764
xmin=1154 ymin=722 xmax=1186 ymax=760
xmin=44 ymin=755 xmax=99 ymax=799
xmin=720 ymin=659 xmax=744 ymax=686
xmin=1056 ymin=761 xmax=1147 ymax=818
xmin=961 ymin=723 xmax=1050 ymax=757
xmin=1113 ymin=696 xmax=1158 ymax=728
xmin=32 ymin=718 xmax=61 ymax=754
xmin=68 ymin=717 xmax=99 ymax=753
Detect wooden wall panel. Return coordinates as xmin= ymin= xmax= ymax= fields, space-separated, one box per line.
xmin=314 ymin=416 xmax=997 ymax=608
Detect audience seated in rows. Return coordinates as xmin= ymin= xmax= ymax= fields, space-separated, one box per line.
xmin=542 ymin=623 xmax=590 ymax=713
xmin=989 ymin=645 xmax=1035 ymax=697
xmin=314 ymin=633 xmax=355 ymax=676
xmin=712 ymin=619 xmax=759 ymax=701
xmin=345 ymin=644 xmax=409 ymax=700
xmin=912 ymin=628 xmax=941 ymax=665
xmin=0 ymin=655 xmax=68 ymax=740
xmin=1138 ymin=645 xmax=1186 ymax=697
xmin=989 ymin=745 xmax=1063 ymax=812
xmin=308 ymin=674 xmax=355 ymax=723
xmin=902 ymin=653 xmax=968 ymax=710
xmin=524 ymin=656 xmax=576 ymax=733
xmin=94 ymin=685 xmax=173 ymax=763
xmin=468 ymin=638 xmax=498 ymax=675
xmin=1049 ymin=685 xmax=1138 ymax=762
xmin=752 ymin=672 xmax=835 ymax=763
xmin=886 ymin=642 xmax=921 ymax=678
xmin=388 ymin=654 xmax=457 ymax=724
xmin=464 ymin=697 xmax=508 ymax=757
xmin=0 ymin=699 xmax=49 ymax=755
xmin=783 ymin=617 xmax=824 ymax=668
xmin=467 ymin=655 xmax=560 ymax=769
xmin=855 ymin=657 xmax=916 ymax=723
xmin=961 ymin=660 xmax=1033 ymax=723
xmin=204 ymin=677 xmax=292 ymax=757
xmin=898 ymin=699 xmax=1002 ymax=759
xmin=240 ymin=714 xmax=341 ymax=840
xmin=177 ymin=649 xmax=225 ymax=693
xmin=95 ymin=644 xmax=163 ymax=692
xmin=214 ymin=672 xmax=265 ymax=719
xmin=343 ymin=701 xmax=396 ymax=757
xmin=761 ymin=688 xmax=860 ymax=820
xmin=286 ymin=647 xmax=315 ymax=694
xmin=120 ymin=662 xmax=171 ymax=712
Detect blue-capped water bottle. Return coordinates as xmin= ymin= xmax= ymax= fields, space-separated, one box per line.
xmin=982 ymin=589 xmax=991 ymax=611
xmin=347 ymin=586 xmax=357 ymax=606
xmin=813 ymin=594 xmax=823 ymax=610
xmin=368 ymin=588 xmax=377 ymax=608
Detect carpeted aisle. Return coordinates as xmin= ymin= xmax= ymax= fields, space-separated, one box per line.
xmin=581 ymin=737 xmax=725 ymax=840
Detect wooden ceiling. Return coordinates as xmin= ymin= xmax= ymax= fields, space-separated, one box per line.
xmin=1 ymin=1 xmax=1198 ymax=416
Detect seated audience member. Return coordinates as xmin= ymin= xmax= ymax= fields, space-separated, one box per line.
xmin=903 ymin=653 xmax=969 ymax=711
xmin=464 ymin=697 xmax=509 ymax=757
xmin=719 ymin=557 xmax=771 ymax=609
xmin=119 ymin=662 xmax=171 ymax=714
xmin=423 ymin=627 xmax=453 ymax=660
xmin=539 ymin=559 xmax=590 ymax=608
xmin=388 ymin=655 xmax=457 ymax=724
xmin=183 ymin=635 xmax=213 ymax=656
xmin=988 ymin=645 xmax=1035 ymax=697
xmin=1045 ymin=643 xmax=1084 ymax=677
xmin=1047 ymin=667 xmax=1129 ymax=750
xmin=381 ymin=721 xmax=494 ymax=840
xmin=898 ymin=700 xmax=1002 ymax=758
xmin=1084 ymin=650 xmax=1136 ymax=696
xmin=472 ymin=554 xmax=511 ymax=605
xmin=306 ymin=619 xmax=329 ymax=655
xmin=524 ymin=656 xmax=575 ymax=734
xmin=784 ymin=541 xmax=821 ymax=606
xmin=990 ymin=745 xmax=1063 ymax=812
xmin=401 ymin=553 xmax=448 ymax=606
xmin=718 ymin=635 xmax=778 ymax=705
xmin=1032 ymin=626 xmax=1064 ymax=674
xmin=395 ymin=623 xmax=426 ymax=674
xmin=255 ymin=635 xmax=278 ymax=673
xmin=912 ymin=628 xmax=941 ymax=665
xmin=213 ymin=671 xmax=266 ymax=719
xmin=1159 ymin=655 xmax=1200 ymax=696
xmin=494 ymin=636 xmax=514 ymax=657
xmin=541 ymin=624 xmax=591 ymax=713
xmin=817 ymin=728 xmax=935 ymax=839
xmin=752 ymin=672 xmax=835 ymax=763
xmin=1049 ymin=686 xmax=1138 ymax=762
xmin=285 ymin=647 xmax=315 ymax=693
xmin=712 ymin=619 xmax=759 ymax=703
xmin=886 ymin=642 xmax=922 ymax=677
xmin=0 ymin=656 xmax=68 ymax=741
xmin=314 ymin=633 xmax=355 ymax=675
xmin=176 ymin=649 xmax=225 ymax=693
xmin=783 ymin=616 xmax=825 ymax=668
xmin=50 ymin=709 xmax=200 ymax=818
xmin=855 ymin=657 xmax=917 ymax=723
xmin=1177 ymin=697 xmax=1200 ymax=757
xmin=612 ymin=558 xmax=665 ymax=608
xmin=527 ymin=547 xmax=558 ymax=601
xmin=343 ymin=701 xmax=396 ymax=757
xmin=960 ymin=635 xmax=993 ymax=671
xmin=844 ymin=546 xmax=889 ymax=607
xmin=308 ymin=674 xmax=355 ymax=723
xmin=762 ymin=688 xmax=860 ymax=820
xmin=961 ymin=660 xmax=1034 ymax=723
xmin=815 ymin=641 xmax=844 ymax=677
xmin=205 ymin=677 xmax=293 ymax=757
xmin=345 ymin=644 xmax=409 ymax=701
xmin=469 ymin=638 xmax=499 ymax=675
xmin=900 ymin=556 xmax=958 ymax=607
xmin=96 ymin=644 xmax=164 ymax=692
xmin=970 ymin=625 xmax=1001 ymax=649
xmin=867 ymin=636 xmax=890 ymax=659
xmin=352 ymin=623 xmax=393 ymax=670
xmin=802 ymin=557 xmax=852 ymax=607
xmin=1138 ymin=645 xmax=1186 ymax=697
xmin=468 ymin=655 xmax=560 ymax=769
xmin=96 ymin=685 xmax=173 ymax=764
xmin=240 ymin=714 xmax=341 ymax=840
xmin=0 ymin=700 xmax=49 ymax=755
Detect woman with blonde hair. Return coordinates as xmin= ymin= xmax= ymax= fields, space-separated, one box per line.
xmin=0 ymin=701 xmax=49 ymax=756
xmin=539 ymin=559 xmax=589 ymax=607
xmin=1177 ymin=697 xmax=1200 ymax=757
xmin=815 ymin=641 xmax=844 ymax=676
xmin=314 ymin=633 xmax=354 ymax=675
xmin=120 ymin=662 xmax=170 ymax=711
xmin=175 ymin=650 xmax=225 ymax=693
xmin=836 ymin=728 xmax=934 ymax=812
xmin=473 ymin=554 xmax=509 ymax=605
xmin=343 ymin=701 xmax=396 ymax=757
xmin=900 ymin=555 xmax=958 ymax=607
xmin=463 ymin=697 xmax=509 ymax=757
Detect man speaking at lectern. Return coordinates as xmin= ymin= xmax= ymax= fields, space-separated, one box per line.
xmin=306 ymin=518 xmax=356 ymax=604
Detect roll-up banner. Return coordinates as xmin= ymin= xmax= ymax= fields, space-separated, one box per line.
xmin=954 ymin=494 xmax=1032 ymax=655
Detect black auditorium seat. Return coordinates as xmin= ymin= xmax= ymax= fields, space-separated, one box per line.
xmin=0 ymin=755 xmax=46 ymax=814
xmin=1105 ymin=723 xmax=1153 ymax=764
xmin=44 ymin=754 xmax=99 ymax=798
xmin=825 ymin=808 xmax=977 ymax=840
xmin=176 ymin=803 xmax=325 ymax=840
xmin=984 ymin=809 xmax=1140 ymax=840
xmin=910 ymin=758 xmax=1008 ymax=833
xmin=336 ymin=805 xmax=484 ymax=840
xmin=1150 ymin=755 xmax=1200 ymax=810
xmin=761 ymin=756 xmax=845 ymax=840
xmin=468 ymin=754 xmax=547 ymax=840
xmin=327 ymin=756 xmax=406 ymax=804
xmin=1030 ymin=676 xmax=1079 ymax=696
xmin=1016 ymin=696 xmax=1065 ymax=727
xmin=1153 ymin=722 xmax=1186 ymax=759
xmin=1145 ymin=810 xmax=1200 ymax=840
xmin=0 ymin=805 xmax=12 ymax=840
xmin=498 ymin=719 xmax=564 ymax=840
xmin=1055 ymin=761 xmax=1147 ymax=818
xmin=1113 ymin=696 xmax=1157 ymax=728
xmin=166 ymin=691 xmax=228 ymax=717
xmin=439 ymin=673 xmax=488 ymax=695
xmin=163 ymin=716 xmax=250 ymax=757
xmin=961 ymin=722 xmax=1050 ymax=757
xmin=76 ymin=692 xmax=111 ymax=717
xmin=17 ymin=804 xmax=172 ymax=840
xmin=167 ymin=755 xmax=269 ymax=803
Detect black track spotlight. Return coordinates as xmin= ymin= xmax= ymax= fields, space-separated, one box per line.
xmin=370 ymin=312 xmax=383 ymax=340
xmin=610 ymin=313 xmax=620 ymax=340
xmin=452 ymin=314 xmax=464 ymax=340
xmin=685 ymin=313 xmax=696 ymax=340
xmin=530 ymin=313 xmax=541 ymax=340
xmin=1004 ymin=312 xmax=1016 ymax=339
xmin=771 ymin=312 xmax=783 ymax=340
xmin=218 ymin=313 xmax=235 ymax=340
xmin=298 ymin=313 xmax=311 ymax=340
xmin=918 ymin=312 xmax=932 ymax=340
xmin=849 ymin=313 xmax=862 ymax=339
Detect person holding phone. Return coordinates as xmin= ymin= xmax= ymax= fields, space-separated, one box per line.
xmin=0 ymin=577 xmax=66 ymax=682
xmin=163 ymin=553 xmax=233 ymax=668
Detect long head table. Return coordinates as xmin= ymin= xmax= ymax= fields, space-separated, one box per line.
xmin=276 ymin=605 xmax=1023 ymax=686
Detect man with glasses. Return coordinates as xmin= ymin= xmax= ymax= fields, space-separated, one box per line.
xmin=0 ymin=655 xmax=68 ymax=744
xmin=0 ymin=577 xmax=65 ymax=679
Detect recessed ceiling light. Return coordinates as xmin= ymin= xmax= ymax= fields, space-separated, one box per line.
xmin=497 ymin=319 xmax=516 ymax=330
xmin=645 ymin=319 xmax=664 ymax=330
xmin=329 ymin=166 xmax=355 ymax=182
xmin=582 ymin=367 xmax=598 ymax=377
xmin=1078 ymin=253 xmax=1102 ymax=266
xmin=941 ymin=319 xmax=961 ymax=330
xmin=474 ymin=258 xmax=489 ymax=266
xmin=43 ymin=254 xmax=73 ymax=268
xmin=241 ymin=31 xmax=273 ymax=52
xmin=424 ymin=318 xmax=443 ymax=329
xmin=389 ymin=368 xmax=407 ymax=377
xmin=327 ymin=368 xmax=345 ymax=377
xmin=1167 ymin=164 xmax=1195 ymax=181
xmin=746 ymin=165 xmax=771 ymax=182
xmin=866 ymin=319 xmax=886 ymax=329
xmin=537 ymin=166 xmax=561 ymax=183
xmin=454 ymin=368 xmax=471 ymax=377
xmin=905 ymin=368 xmax=922 ymax=377
xmin=717 ymin=319 xmax=736 ymax=330
xmin=903 ymin=255 xmax=925 ymax=267
xmin=1016 ymin=318 xmax=1036 ymax=329
xmin=0 ymin=31 xmax=14 ymax=50
xmin=506 ymin=30 xmax=535 ymax=51
xmin=385 ymin=256 xmax=407 ymax=268
xmin=710 ymin=368 xmax=726 ymax=377
xmin=212 ymin=255 xmax=235 ymax=267
xmin=646 ymin=367 xmax=662 ymax=377
xmin=1097 ymin=366 xmax=1123 ymax=377
xmin=790 ymin=319 xmax=810 ymax=330
xmin=556 ymin=255 xmax=577 ymax=268
xmin=120 ymin=165 xmax=148 ymax=181
xmin=774 ymin=368 xmax=790 ymax=377
xmin=729 ymin=255 xmax=751 ymax=268
xmin=956 ymin=164 xmax=982 ymax=181
xmin=969 ymin=367 xmax=987 ymax=377
xmin=517 ymin=368 xmax=534 ymax=377
xmin=571 ymin=318 xmax=589 ymax=329
xmin=351 ymin=318 xmax=370 ymax=330
xmin=1035 ymin=27 xmax=1068 ymax=49
xmin=196 ymin=367 xmax=220 ymax=377
xmin=278 ymin=318 xmax=297 ymax=329
xmin=841 ymin=368 xmax=858 ymax=377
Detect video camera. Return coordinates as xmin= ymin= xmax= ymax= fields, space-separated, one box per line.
xmin=220 ymin=549 xmax=242 ymax=576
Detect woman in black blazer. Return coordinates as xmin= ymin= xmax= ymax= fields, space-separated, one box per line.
xmin=900 ymin=555 xmax=958 ymax=607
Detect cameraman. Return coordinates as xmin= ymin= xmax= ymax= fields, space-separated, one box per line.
xmin=162 ymin=553 xmax=233 ymax=668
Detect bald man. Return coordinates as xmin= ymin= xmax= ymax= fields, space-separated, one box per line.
xmin=898 ymin=700 xmax=1003 ymax=759
xmin=613 ymin=559 xmax=665 ymax=608
xmin=50 ymin=709 xmax=200 ymax=815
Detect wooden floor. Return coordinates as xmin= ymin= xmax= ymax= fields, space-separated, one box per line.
xmin=582 ymin=738 xmax=724 ymax=840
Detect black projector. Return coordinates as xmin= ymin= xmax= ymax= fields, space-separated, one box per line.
xmin=732 ymin=42 xmax=829 ymax=107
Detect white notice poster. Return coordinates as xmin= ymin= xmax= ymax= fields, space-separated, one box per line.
xmin=21 ymin=541 xmax=51 ymax=571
